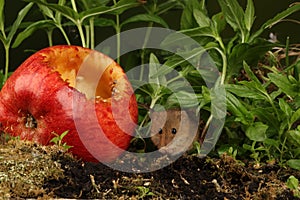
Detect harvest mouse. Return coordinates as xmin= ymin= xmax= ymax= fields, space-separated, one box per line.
xmin=150 ymin=109 xmax=199 ymax=156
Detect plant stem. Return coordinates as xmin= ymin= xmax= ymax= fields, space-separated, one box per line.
xmin=149 ymin=95 xmax=161 ymax=109
xmin=200 ymin=114 xmax=213 ymax=139
xmin=76 ymin=23 xmax=86 ymax=47
xmin=140 ymin=23 xmax=154 ymax=81
xmin=71 ymin=0 xmax=78 ymax=12
xmin=89 ymin=17 xmax=95 ymax=49
xmin=279 ymin=136 xmax=287 ymax=165
xmin=285 ymin=36 xmax=290 ymax=68
xmin=4 ymin=45 xmax=9 ymax=83
xmin=200 ymin=46 xmax=227 ymax=141
xmin=58 ymin=26 xmax=71 ymax=45
xmin=113 ymin=0 xmax=121 ymax=64
xmin=47 ymin=29 xmax=53 ymax=46
xmin=266 ymin=94 xmax=280 ymax=121
xmin=70 ymin=0 xmax=86 ymax=47
xmin=208 ymin=46 xmax=227 ymax=85
xmin=85 ymin=25 xmax=90 ymax=48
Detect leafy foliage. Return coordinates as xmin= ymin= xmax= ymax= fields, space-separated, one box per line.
xmin=0 ymin=0 xmax=300 ymax=169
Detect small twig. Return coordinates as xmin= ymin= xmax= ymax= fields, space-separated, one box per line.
xmin=90 ymin=174 xmax=100 ymax=193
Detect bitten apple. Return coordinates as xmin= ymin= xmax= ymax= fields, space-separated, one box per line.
xmin=0 ymin=45 xmax=138 ymax=162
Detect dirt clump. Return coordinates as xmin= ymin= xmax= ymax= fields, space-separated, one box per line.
xmin=0 ymin=139 xmax=300 ymax=199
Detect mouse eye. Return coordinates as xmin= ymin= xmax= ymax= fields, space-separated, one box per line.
xmin=171 ymin=128 xmax=177 ymax=134
xmin=158 ymin=128 xmax=163 ymax=134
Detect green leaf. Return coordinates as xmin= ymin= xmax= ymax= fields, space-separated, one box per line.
xmin=149 ymin=53 xmax=167 ymax=85
xmin=251 ymin=3 xmax=300 ymax=41
xmin=217 ymin=0 xmax=245 ymax=32
xmin=211 ymin=84 xmax=227 ymax=119
xmin=79 ymin=0 xmax=110 ymax=9
xmin=211 ymin=12 xmax=226 ymax=35
xmin=121 ymin=14 xmax=169 ymax=28
xmin=242 ymin=144 xmax=252 ymax=151
xmin=80 ymin=0 xmax=140 ymax=22
xmin=167 ymin=80 xmax=189 ymax=91
xmin=55 ymin=0 xmax=66 ymax=23
xmin=246 ymin=122 xmax=268 ymax=142
xmin=291 ymin=108 xmax=300 ymax=128
xmin=161 ymin=27 xmax=215 ymax=49
xmin=287 ymin=130 xmax=300 ymax=146
xmin=279 ymin=98 xmax=293 ymax=119
xmin=156 ymin=0 xmax=183 ymax=15
xmin=268 ymin=73 xmax=299 ymax=97
xmin=286 ymin=176 xmax=299 ymax=190
xmin=6 ymin=3 xmax=33 ymax=43
xmin=263 ymin=138 xmax=280 ymax=148
xmin=12 ymin=20 xmax=54 ymax=48
xmin=226 ymin=92 xmax=254 ymax=125
xmin=167 ymin=90 xmax=199 ymax=108
xmin=225 ymin=84 xmax=265 ymax=100
xmin=262 ymin=3 xmax=300 ymax=29
xmin=287 ymin=159 xmax=300 ymax=170
xmin=244 ymin=0 xmax=255 ymax=32
xmin=180 ymin=0 xmax=205 ymax=29
xmin=60 ymin=130 xmax=69 ymax=138
xmin=79 ymin=6 xmax=114 ymax=21
xmin=252 ymin=108 xmax=280 ymax=132
xmin=151 ymin=59 xmax=174 ymax=79
xmin=112 ymin=0 xmax=141 ymax=15
xmin=26 ymin=0 xmax=79 ymax=22
xmin=227 ymin=40 xmax=275 ymax=77
xmin=0 ymin=33 xmax=5 ymax=44
xmin=93 ymin=18 xmax=115 ymax=27
xmin=0 ymin=0 xmax=5 ymax=33
xmin=193 ymin=9 xmax=210 ymax=27
xmin=242 ymin=61 xmax=261 ymax=84
xmin=242 ymin=62 xmax=268 ymax=96
xmin=38 ymin=3 xmax=55 ymax=20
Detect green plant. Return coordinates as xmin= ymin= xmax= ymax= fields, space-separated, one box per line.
xmin=0 ymin=0 xmax=33 ymax=86
xmin=135 ymin=186 xmax=154 ymax=198
xmin=286 ymin=175 xmax=300 ymax=198
xmin=50 ymin=130 xmax=72 ymax=150
xmin=142 ymin=0 xmax=300 ymax=166
xmin=14 ymin=0 xmax=181 ymax=64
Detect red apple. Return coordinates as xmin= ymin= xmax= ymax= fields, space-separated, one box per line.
xmin=0 ymin=45 xmax=138 ymax=162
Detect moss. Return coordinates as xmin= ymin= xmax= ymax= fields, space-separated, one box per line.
xmin=0 ymin=139 xmax=72 ymax=198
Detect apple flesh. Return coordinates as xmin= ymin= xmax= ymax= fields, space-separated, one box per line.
xmin=0 ymin=45 xmax=138 ymax=162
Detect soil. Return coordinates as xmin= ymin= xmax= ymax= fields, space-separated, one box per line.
xmin=1 ymin=139 xmax=300 ymax=199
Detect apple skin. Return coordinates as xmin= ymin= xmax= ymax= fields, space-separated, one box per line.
xmin=0 ymin=45 xmax=138 ymax=162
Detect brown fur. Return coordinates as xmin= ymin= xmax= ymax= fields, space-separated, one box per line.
xmin=150 ymin=109 xmax=199 ymax=155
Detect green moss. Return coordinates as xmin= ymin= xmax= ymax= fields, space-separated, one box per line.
xmin=0 ymin=139 xmax=72 ymax=198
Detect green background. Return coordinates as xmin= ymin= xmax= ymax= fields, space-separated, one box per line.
xmin=0 ymin=0 xmax=299 ymax=71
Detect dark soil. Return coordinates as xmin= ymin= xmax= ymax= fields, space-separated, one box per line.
xmin=1 ymin=140 xmax=300 ymax=199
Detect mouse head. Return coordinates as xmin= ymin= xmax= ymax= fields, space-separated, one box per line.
xmin=150 ymin=108 xmax=199 ymax=155
xmin=150 ymin=109 xmax=182 ymax=149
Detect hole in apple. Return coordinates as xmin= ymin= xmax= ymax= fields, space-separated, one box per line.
xmin=45 ymin=48 xmax=116 ymax=101
xmin=25 ymin=113 xmax=37 ymax=129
